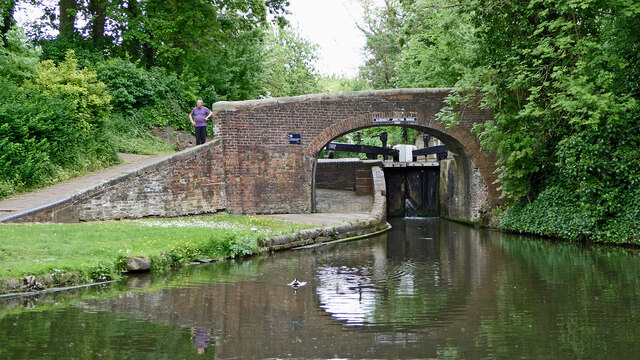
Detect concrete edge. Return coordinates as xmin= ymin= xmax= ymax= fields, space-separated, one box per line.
xmin=292 ymin=222 xmax=392 ymax=250
xmin=212 ymin=88 xmax=454 ymax=111
xmin=0 ymin=139 xmax=222 ymax=223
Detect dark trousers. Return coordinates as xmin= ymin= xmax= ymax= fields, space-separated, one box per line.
xmin=195 ymin=126 xmax=207 ymax=145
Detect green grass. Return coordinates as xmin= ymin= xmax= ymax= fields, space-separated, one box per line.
xmin=105 ymin=112 xmax=178 ymax=155
xmin=107 ymin=128 xmax=177 ymax=155
xmin=0 ymin=214 xmax=314 ymax=293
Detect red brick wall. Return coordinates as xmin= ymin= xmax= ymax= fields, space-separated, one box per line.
xmin=10 ymin=140 xmax=227 ymax=223
xmin=213 ymin=89 xmax=499 ymax=215
xmin=315 ymin=159 xmax=376 ymax=195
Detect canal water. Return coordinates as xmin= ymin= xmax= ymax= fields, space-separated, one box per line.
xmin=1 ymin=218 xmax=640 ymax=359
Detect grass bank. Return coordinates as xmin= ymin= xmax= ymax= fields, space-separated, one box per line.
xmin=0 ymin=214 xmax=314 ymax=295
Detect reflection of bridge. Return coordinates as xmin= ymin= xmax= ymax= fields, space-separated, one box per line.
xmin=3 ymin=88 xmax=499 ymax=224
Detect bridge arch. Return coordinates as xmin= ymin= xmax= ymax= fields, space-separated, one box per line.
xmin=309 ymin=111 xmax=470 ymax=159
xmin=212 ymin=88 xmax=500 ymax=222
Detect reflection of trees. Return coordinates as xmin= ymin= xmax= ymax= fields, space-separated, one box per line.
xmin=13 ymin=219 xmax=638 ymax=358
xmin=477 ymin=237 xmax=640 ymax=359
xmin=0 ymin=306 xmax=199 ymax=359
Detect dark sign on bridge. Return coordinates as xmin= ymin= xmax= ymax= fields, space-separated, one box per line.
xmin=288 ymin=133 xmax=301 ymax=144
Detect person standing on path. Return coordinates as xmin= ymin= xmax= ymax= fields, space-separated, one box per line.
xmin=189 ymin=100 xmax=212 ymax=145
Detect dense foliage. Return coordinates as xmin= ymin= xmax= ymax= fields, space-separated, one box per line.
xmin=0 ymin=44 xmax=116 ymax=198
xmin=0 ymin=0 xmax=325 ymax=199
xmin=263 ymin=26 xmax=320 ymax=97
xmin=358 ymin=0 xmax=640 ymax=244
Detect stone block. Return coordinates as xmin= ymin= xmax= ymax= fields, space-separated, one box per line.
xmin=125 ymin=257 xmax=151 ymax=272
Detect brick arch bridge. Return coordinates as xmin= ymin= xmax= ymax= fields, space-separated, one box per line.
xmin=213 ymin=88 xmax=500 ymax=221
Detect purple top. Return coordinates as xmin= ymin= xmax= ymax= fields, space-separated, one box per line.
xmin=190 ymin=106 xmax=211 ymax=127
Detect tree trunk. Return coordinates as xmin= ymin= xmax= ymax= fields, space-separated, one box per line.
xmin=142 ymin=35 xmax=154 ymax=68
xmin=1 ymin=0 xmax=16 ymax=41
xmin=125 ymin=0 xmax=141 ymax=58
xmin=89 ymin=0 xmax=106 ymax=43
xmin=59 ymin=0 xmax=78 ymax=39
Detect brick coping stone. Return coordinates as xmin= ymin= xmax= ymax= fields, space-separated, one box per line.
xmin=212 ymin=88 xmax=454 ymax=111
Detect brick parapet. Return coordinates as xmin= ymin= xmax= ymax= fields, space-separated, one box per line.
xmin=4 ymin=139 xmax=227 ymax=223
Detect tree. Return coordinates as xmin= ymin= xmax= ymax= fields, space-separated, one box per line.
xmin=262 ymin=26 xmax=319 ymax=97
xmin=357 ymin=0 xmax=404 ymax=89
xmin=394 ymin=0 xmax=475 ymax=88
xmin=58 ymin=0 xmax=78 ymax=39
xmin=357 ymin=0 xmax=474 ymax=89
xmin=88 ymin=0 xmax=107 ymax=43
xmin=0 ymin=0 xmax=16 ymax=41
xmin=24 ymin=0 xmax=294 ymax=101
xmin=451 ymin=0 xmax=640 ymax=242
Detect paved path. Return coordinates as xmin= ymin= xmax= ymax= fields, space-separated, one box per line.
xmin=262 ymin=212 xmax=376 ymax=227
xmin=0 ymin=153 xmax=169 ymax=220
xmin=0 ymin=157 xmax=375 ymax=227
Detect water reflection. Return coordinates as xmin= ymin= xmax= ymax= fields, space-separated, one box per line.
xmin=190 ymin=327 xmax=213 ymax=355
xmin=315 ymin=218 xmax=504 ymax=331
xmin=315 ymin=264 xmax=377 ymax=325
xmin=1 ymin=218 xmax=640 ymax=359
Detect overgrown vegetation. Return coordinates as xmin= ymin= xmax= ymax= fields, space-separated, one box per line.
xmin=0 ymin=43 xmax=118 ymax=198
xmin=0 ymin=1 xmax=324 ymax=200
xmin=357 ymin=0 xmax=640 ymax=245
xmin=0 ymin=214 xmax=314 ymax=294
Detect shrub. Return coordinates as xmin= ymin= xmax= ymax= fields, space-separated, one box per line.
xmin=502 ymin=178 xmax=640 ymax=245
xmin=95 ymin=59 xmax=197 ymax=131
xmin=0 ymin=51 xmax=117 ymax=199
xmin=0 ymin=27 xmax=40 ymax=83
xmin=95 ymin=58 xmax=155 ymax=111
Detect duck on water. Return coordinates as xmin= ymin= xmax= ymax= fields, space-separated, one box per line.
xmin=288 ymin=278 xmax=307 ymax=289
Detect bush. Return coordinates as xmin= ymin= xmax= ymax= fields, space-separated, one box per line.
xmin=38 ymin=37 xmax=107 ymax=69
xmin=0 ymin=51 xmax=117 ymax=199
xmin=204 ymin=233 xmax=259 ymax=258
xmin=95 ymin=59 xmax=197 ymax=131
xmin=95 ymin=58 xmax=155 ymax=110
xmin=0 ymin=27 xmax=40 ymax=83
xmin=502 ymin=179 xmax=640 ymax=245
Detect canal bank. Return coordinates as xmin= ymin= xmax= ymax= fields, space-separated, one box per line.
xmin=0 ymin=160 xmax=389 ymax=296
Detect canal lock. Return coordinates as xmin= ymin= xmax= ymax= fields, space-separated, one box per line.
xmin=383 ymin=165 xmax=440 ymax=218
